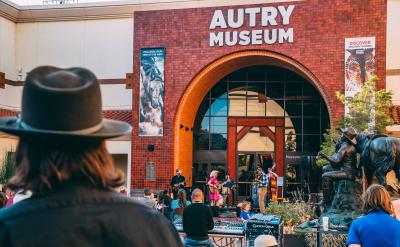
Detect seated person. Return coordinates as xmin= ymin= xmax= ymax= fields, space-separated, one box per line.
xmin=183 ymin=189 xmax=214 ymax=247
xmin=138 ymin=188 xmax=157 ymax=209
xmin=171 ymin=189 xmax=191 ymax=223
xmin=238 ymin=201 xmax=251 ymax=221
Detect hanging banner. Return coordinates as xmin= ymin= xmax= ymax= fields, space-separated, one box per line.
xmin=139 ymin=48 xmax=165 ymax=136
xmin=344 ymin=37 xmax=376 ymax=98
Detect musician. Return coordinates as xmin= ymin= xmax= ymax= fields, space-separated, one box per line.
xmin=267 ymin=168 xmax=278 ymax=180
xmin=255 ymin=165 xmax=268 ymax=213
xmin=207 ymin=170 xmax=220 ymax=206
xmin=170 ymin=168 xmax=186 ymax=199
xmin=221 ymin=173 xmax=235 ymax=207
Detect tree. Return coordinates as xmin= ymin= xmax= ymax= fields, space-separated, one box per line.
xmin=336 ymin=76 xmax=393 ymax=134
xmin=316 ymin=76 xmax=393 ymax=166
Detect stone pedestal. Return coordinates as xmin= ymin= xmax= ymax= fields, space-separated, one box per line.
xmin=323 ymin=179 xmax=362 ymax=228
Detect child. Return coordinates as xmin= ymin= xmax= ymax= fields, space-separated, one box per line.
xmin=238 ymin=201 xmax=251 ymax=221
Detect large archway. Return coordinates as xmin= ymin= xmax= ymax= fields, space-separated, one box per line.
xmin=174 ymin=50 xmax=332 ymax=184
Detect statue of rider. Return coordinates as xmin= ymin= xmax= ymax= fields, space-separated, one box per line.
xmin=318 ymin=127 xmax=358 ymax=206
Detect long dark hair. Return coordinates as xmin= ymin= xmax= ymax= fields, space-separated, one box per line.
xmin=177 ymin=189 xmax=187 ymax=208
xmin=7 ymin=138 xmax=125 ymax=195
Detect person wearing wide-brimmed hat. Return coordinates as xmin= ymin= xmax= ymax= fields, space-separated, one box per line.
xmin=317 ymin=127 xmax=358 ymax=206
xmin=0 ymin=66 xmax=182 ymax=246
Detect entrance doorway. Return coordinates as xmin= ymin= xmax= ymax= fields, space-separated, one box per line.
xmin=228 ymin=117 xmax=284 ymax=180
xmin=191 ymin=65 xmax=330 ymax=199
xmin=237 ymin=152 xmax=274 ymax=198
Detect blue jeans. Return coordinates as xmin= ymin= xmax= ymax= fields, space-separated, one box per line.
xmin=184 ymin=237 xmax=213 ymax=247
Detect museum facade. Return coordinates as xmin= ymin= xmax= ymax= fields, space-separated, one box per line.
xmin=132 ymin=0 xmax=387 ymax=191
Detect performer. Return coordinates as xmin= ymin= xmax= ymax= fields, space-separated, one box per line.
xmin=267 ymin=167 xmax=278 ymax=180
xmin=207 ymin=170 xmax=220 ymax=206
xmin=255 ymin=165 xmax=268 ymax=213
xmin=170 ymin=168 xmax=186 ymax=199
xmin=221 ymin=173 xmax=235 ymax=207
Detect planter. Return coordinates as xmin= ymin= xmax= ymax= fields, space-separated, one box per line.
xmin=283 ymin=234 xmax=306 ymax=247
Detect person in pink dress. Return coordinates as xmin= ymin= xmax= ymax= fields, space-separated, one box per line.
xmin=207 ymin=170 xmax=220 ymax=206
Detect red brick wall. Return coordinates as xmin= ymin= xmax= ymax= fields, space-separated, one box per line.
xmin=132 ymin=0 xmax=387 ymax=189
xmin=0 ymin=109 xmax=18 ymax=117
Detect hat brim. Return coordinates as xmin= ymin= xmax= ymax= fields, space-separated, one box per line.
xmin=0 ymin=117 xmax=131 ymax=140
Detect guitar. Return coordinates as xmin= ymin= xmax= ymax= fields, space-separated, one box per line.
xmin=173 ymin=181 xmax=185 ymax=190
xmin=208 ymin=180 xmax=222 ymax=193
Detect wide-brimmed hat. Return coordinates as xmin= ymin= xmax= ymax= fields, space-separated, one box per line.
xmin=0 ymin=66 xmax=131 ymax=140
xmin=340 ymin=127 xmax=357 ymax=141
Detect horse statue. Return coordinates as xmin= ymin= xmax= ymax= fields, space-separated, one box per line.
xmin=353 ymin=131 xmax=400 ymax=189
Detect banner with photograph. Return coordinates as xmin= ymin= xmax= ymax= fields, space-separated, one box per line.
xmin=139 ymin=48 xmax=165 ymax=136
xmin=345 ymin=37 xmax=376 ymax=98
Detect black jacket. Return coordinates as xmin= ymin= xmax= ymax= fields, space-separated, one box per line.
xmin=182 ymin=203 xmax=214 ymax=241
xmin=0 ymin=183 xmax=183 ymax=247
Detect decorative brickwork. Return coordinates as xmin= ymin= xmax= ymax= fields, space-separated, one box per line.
xmin=132 ymin=0 xmax=387 ymax=190
xmin=102 ymin=110 xmax=132 ymax=125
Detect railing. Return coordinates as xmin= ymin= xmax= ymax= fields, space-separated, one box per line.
xmin=177 ymin=232 xmax=245 ymax=247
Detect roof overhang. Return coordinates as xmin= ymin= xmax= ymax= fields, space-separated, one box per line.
xmin=0 ymin=0 xmax=303 ymax=23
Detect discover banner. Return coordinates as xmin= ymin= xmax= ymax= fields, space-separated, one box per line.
xmin=344 ymin=37 xmax=376 ymax=98
xmin=139 ymin=48 xmax=165 ymax=136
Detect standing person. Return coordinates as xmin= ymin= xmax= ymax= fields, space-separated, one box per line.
xmin=347 ymin=184 xmax=400 ymax=247
xmin=183 ymin=189 xmax=214 ymax=247
xmin=171 ymin=189 xmax=191 ymax=223
xmin=208 ymin=170 xmax=220 ymax=206
xmin=255 ymin=165 xmax=268 ymax=213
xmin=0 ymin=66 xmax=182 ymax=246
xmin=221 ymin=173 xmax=235 ymax=207
xmin=267 ymin=167 xmax=278 ymax=181
xmin=171 ymin=168 xmax=186 ymax=199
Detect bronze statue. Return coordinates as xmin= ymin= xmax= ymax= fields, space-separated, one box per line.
xmin=318 ymin=128 xmax=358 ymax=205
xmin=353 ymin=132 xmax=400 ymax=189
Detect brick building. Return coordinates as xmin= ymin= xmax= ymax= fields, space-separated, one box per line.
xmin=0 ymin=0 xmax=399 ymax=195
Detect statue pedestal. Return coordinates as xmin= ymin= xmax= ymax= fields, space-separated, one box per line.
xmin=323 ymin=180 xmax=362 ymax=229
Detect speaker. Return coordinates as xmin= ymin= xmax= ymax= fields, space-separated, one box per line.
xmin=147 ymin=144 xmax=155 ymax=151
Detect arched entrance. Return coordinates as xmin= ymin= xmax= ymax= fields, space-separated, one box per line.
xmin=174 ymin=50 xmax=332 ymax=186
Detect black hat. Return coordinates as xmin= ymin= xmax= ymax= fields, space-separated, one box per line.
xmin=0 ymin=66 xmax=131 ymax=140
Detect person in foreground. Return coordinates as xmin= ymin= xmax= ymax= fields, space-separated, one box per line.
xmin=347 ymin=184 xmax=400 ymax=247
xmin=0 ymin=66 xmax=182 ymax=247
xmin=182 ymin=189 xmax=214 ymax=247
xmin=254 ymin=234 xmax=278 ymax=247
